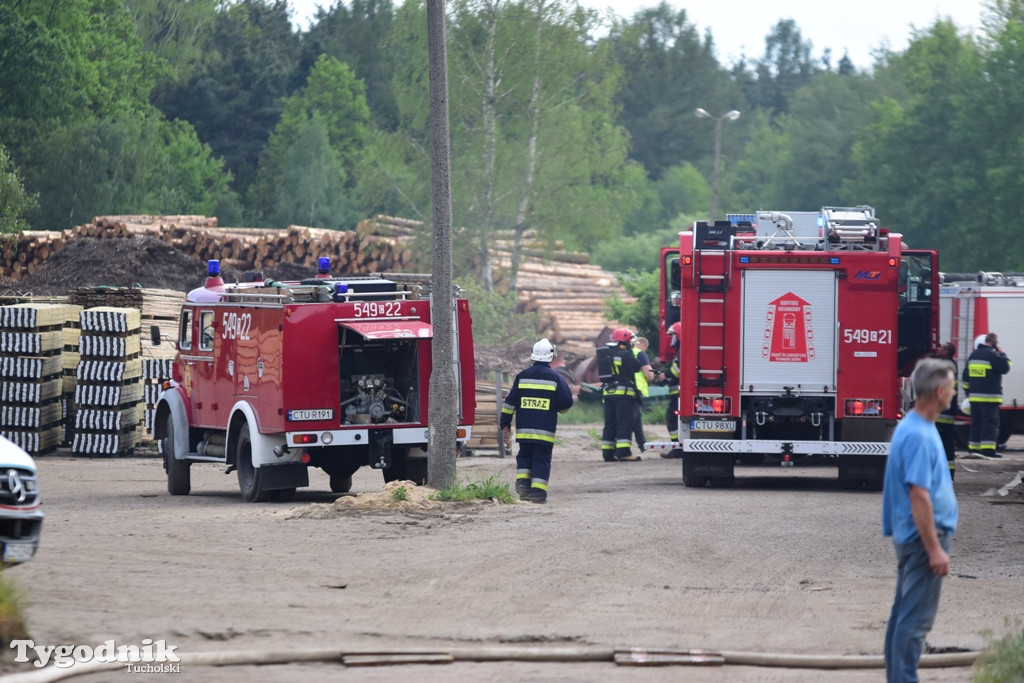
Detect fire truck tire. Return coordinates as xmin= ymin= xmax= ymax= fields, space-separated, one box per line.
xmin=329 ymin=475 xmax=353 ymax=493
xmin=236 ymin=423 xmax=272 ymax=503
xmin=164 ymin=413 xmax=191 ymax=495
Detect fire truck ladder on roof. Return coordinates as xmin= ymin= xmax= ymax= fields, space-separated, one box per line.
xmin=693 ymin=222 xmax=731 ymax=390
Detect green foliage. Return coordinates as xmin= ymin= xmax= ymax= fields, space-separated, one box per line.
xmin=604 ymin=269 xmax=662 ymax=356
xmin=430 ymin=475 xmax=516 ymax=503
xmin=973 ymin=619 xmax=1024 ymax=683
xmin=249 ymin=55 xmax=370 ymax=228
xmin=591 ymin=228 xmax=681 ymax=274
xmin=0 ymin=145 xmax=38 ymax=234
xmin=154 ymin=0 xmax=301 ymax=195
xmin=390 ymin=485 xmax=409 ymax=502
xmin=28 ymin=114 xmax=238 ymax=230
xmin=0 ymin=573 xmax=29 ymax=644
xmin=557 ymin=401 xmax=605 ymax=425
xmin=609 ymin=5 xmax=744 ymax=181
xmin=460 ymin=280 xmax=539 ymax=345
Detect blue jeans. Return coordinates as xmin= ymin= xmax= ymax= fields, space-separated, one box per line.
xmin=884 ymin=531 xmax=951 ymax=683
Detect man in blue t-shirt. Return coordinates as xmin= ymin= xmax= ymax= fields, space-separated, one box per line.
xmin=882 ymin=357 xmax=958 ymax=683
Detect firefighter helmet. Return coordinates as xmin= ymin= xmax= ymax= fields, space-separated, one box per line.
xmin=974 ymin=334 xmax=987 ymax=349
xmin=610 ymin=328 xmax=633 ymax=344
xmin=531 ymin=339 xmax=556 ymax=362
xmin=668 ymin=322 xmax=681 ymax=337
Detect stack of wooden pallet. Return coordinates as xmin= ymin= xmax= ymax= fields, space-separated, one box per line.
xmin=463 ymin=375 xmax=512 ymax=457
xmin=71 ymin=307 xmax=143 ymax=456
xmin=0 ymin=303 xmax=80 ymax=454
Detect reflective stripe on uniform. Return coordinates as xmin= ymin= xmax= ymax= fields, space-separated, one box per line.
xmin=519 ymin=380 xmax=558 ymax=391
xmin=516 ymin=428 xmax=556 ymax=443
xmin=969 ymin=395 xmax=1003 ymax=403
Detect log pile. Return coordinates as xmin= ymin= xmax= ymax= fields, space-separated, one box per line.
xmin=1 ymin=215 xmax=419 ymax=280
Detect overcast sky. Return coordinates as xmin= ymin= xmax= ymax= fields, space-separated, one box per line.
xmin=288 ymin=0 xmax=989 ymax=71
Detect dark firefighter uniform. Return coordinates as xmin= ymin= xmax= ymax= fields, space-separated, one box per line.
xmin=601 ymin=343 xmax=643 ymax=461
xmin=933 ymin=355 xmax=958 ymax=479
xmin=661 ymin=354 xmax=682 ymax=458
xmin=962 ymin=342 xmax=1011 ymax=455
xmin=500 ymin=362 xmax=574 ymax=503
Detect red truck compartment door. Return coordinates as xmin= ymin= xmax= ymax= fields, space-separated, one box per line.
xmin=336 ymin=319 xmax=433 ymax=339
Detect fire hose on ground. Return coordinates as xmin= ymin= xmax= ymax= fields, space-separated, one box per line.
xmin=1 ymin=644 xmax=981 ymax=682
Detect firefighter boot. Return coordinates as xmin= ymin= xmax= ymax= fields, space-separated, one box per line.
xmin=529 ymin=486 xmax=547 ymax=504
xmin=515 ymin=479 xmax=532 ymax=501
xmin=617 ymin=448 xmax=641 ymax=462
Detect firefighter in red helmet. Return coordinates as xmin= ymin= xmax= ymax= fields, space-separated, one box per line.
xmin=600 ymin=328 xmax=646 ymax=461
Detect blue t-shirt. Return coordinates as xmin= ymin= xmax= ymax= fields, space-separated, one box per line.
xmin=882 ymin=410 xmax=958 ymax=543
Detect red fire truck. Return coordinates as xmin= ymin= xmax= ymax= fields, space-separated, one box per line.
xmin=653 ymin=206 xmax=938 ymax=488
xmin=939 ymin=271 xmax=1024 ymax=443
xmin=153 ymin=262 xmax=475 ymax=502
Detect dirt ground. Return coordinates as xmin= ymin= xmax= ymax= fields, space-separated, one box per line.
xmin=3 ymin=425 xmax=1021 ymax=682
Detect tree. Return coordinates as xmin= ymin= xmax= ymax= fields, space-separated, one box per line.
xmin=269 ymin=113 xmax=353 ymax=228
xmin=608 ymin=3 xmax=740 ymax=180
xmin=127 ymin=0 xmax=221 ymax=82
xmin=0 ymin=145 xmax=38 ymax=234
xmin=248 ymin=55 xmax=370 ymax=227
xmin=28 ymin=114 xmax=238 ymax=230
xmin=301 ymin=0 xmax=399 ymax=129
xmin=850 ymin=21 xmax=988 ymax=268
xmin=737 ymin=19 xmax=821 ymax=115
xmin=154 ymin=0 xmax=301 ymax=195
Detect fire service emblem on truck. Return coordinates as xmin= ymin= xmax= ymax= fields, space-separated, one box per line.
xmin=761 ymin=292 xmax=815 ymax=363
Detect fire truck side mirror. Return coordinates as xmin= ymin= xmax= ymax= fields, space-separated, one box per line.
xmin=150 ymin=325 xmax=161 ymax=347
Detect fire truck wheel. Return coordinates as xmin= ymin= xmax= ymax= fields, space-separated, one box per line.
xmin=164 ymin=413 xmax=191 ymax=496
xmin=236 ymin=423 xmax=272 ymax=503
xmin=329 ymin=475 xmax=353 ymax=493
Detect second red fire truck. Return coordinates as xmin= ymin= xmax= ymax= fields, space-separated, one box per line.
xmin=153 ymin=261 xmax=475 ymax=502
xmin=653 ymin=206 xmax=938 ymax=488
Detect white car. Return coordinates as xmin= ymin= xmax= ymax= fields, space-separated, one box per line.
xmin=0 ymin=436 xmax=42 ymax=566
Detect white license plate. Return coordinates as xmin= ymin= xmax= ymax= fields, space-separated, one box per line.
xmin=3 ymin=543 xmax=35 ymax=564
xmin=691 ymin=419 xmax=736 ymax=432
xmin=287 ymin=409 xmax=334 ymax=422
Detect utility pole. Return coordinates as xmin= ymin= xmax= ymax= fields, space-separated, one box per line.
xmin=695 ymin=108 xmax=741 ymax=222
xmin=426 ymin=0 xmax=457 ymax=488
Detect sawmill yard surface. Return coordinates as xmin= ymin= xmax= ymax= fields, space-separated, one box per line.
xmin=3 ymin=425 xmax=1022 ymax=682
xmin=2 ymin=231 xmax=1021 ymax=681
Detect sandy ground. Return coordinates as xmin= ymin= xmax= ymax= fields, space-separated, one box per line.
xmin=2 ymin=424 xmax=1022 ymax=682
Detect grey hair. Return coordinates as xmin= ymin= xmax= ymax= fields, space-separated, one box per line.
xmin=912 ymin=357 xmax=954 ymax=399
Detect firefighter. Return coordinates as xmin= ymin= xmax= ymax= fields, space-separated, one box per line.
xmin=631 ymin=334 xmax=654 ymax=452
xmin=600 ymin=328 xmax=646 ymax=462
xmin=657 ymin=322 xmax=683 ymax=459
xmin=962 ymin=332 xmax=1011 ymax=458
xmin=500 ymin=339 xmax=574 ymax=504
xmin=932 ymin=342 xmax=959 ymax=479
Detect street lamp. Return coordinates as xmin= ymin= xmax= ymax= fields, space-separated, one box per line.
xmin=695 ymin=108 xmax=741 ymax=222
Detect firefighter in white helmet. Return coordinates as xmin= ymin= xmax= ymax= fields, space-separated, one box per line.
xmin=500 ymin=339 xmax=574 ymax=503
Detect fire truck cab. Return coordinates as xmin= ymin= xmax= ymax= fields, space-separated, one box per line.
xmin=153 ymin=263 xmax=475 ymax=502
xmin=654 ymin=206 xmax=938 ymax=488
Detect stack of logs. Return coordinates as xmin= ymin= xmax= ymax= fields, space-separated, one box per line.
xmin=5 ymin=213 xmax=631 ymax=360
xmin=1 ymin=215 xmax=419 ymax=280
